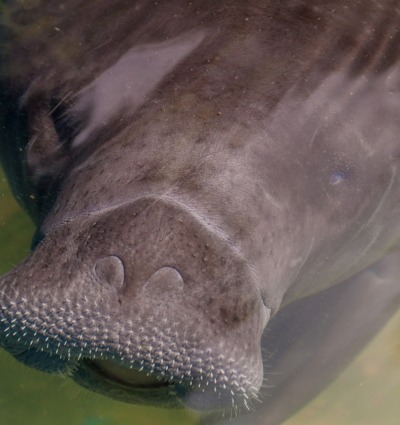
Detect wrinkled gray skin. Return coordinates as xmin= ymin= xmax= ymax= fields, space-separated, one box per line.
xmin=1 ymin=0 xmax=400 ymax=423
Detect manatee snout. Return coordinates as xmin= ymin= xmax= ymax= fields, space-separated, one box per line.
xmin=0 ymin=196 xmax=268 ymax=410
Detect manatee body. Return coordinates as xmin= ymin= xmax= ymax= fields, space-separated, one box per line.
xmin=0 ymin=1 xmax=400 ymax=423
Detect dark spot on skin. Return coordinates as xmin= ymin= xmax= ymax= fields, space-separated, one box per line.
xmin=219 ymin=301 xmax=254 ymax=326
xmin=219 ymin=307 xmax=231 ymax=324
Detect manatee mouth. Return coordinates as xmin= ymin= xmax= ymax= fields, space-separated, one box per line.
xmin=86 ymin=359 xmax=171 ymax=389
xmin=73 ymin=358 xmax=188 ymax=407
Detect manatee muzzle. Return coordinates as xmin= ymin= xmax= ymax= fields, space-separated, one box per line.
xmin=0 ymin=196 xmax=268 ymax=411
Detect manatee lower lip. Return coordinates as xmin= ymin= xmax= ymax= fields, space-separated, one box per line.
xmin=86 ymin=359 xmax=170 ymax=389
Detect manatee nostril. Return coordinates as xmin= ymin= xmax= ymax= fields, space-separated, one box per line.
xmin=94 ymin=255 xmax=125 ymax=289
xmin=144 ymin=267 xmax=184 ymax=292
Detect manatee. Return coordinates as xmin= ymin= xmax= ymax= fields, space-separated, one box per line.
xmin=0 ymin=1 xmax=400 ymax=423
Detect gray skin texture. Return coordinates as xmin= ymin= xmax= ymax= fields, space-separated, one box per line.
xmin=1 ymin=0 xmax=400 ymax=422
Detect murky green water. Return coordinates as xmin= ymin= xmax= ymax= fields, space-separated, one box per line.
xmin=284 ymin=311 xmax=400 ymax=425
xmin=1 ymin=167 xmax=400 ymax=424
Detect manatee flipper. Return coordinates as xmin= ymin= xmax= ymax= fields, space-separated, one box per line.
xmin=0 ymin=94 xmax=71 ymax=222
